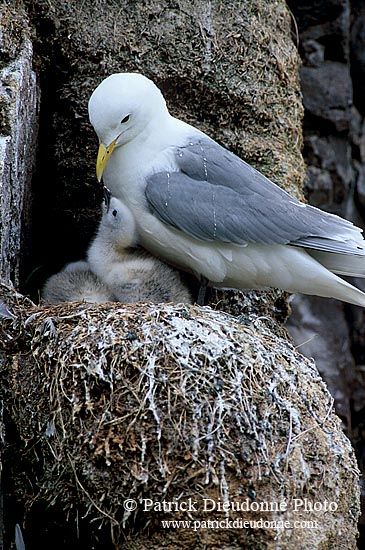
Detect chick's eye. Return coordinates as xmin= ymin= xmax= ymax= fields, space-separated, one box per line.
xmin=112 ymin=210 xmax=118 ymax=217
xmin=121 ymin=115 xmax=130 ymax=124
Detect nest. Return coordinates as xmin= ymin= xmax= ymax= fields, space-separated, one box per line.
xmin=0 ymin=282 xmax=360 ymax=548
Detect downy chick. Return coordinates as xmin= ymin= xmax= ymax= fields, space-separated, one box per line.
xmin=87 ymin=197 xmax=193 ymax=304
xmin=42 ymin=260 xmax=113 ymax=304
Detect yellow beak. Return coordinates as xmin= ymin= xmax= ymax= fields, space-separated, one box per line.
xmin=96 ymin=137 xmax=118 ymax=182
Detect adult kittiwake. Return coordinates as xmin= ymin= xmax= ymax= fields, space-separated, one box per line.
xmin=88 ymin=72 xmax=365 ymax=307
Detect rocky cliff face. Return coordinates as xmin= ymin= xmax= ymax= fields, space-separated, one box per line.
xmin=286 ymin=0 xmax=365 ymax=541
xmin=0 ymin=0 xmax=362 ymax=548
xmin=0 ymin=3 xmax=39 ymax=287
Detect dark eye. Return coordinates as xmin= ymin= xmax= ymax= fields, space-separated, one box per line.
xmin=121 ymin=115 xmax=130 ymax=124
xmin=112 ymin=209 xmax=118 ymax=217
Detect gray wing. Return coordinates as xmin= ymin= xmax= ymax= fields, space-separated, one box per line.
xmin=145 ymin=138 xmax=365 ymax=254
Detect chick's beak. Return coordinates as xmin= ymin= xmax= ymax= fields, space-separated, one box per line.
xmin=103 ymin=186 xmax=112 ymax=211
xmin=96 ymin=137 xmax=118 ymax=182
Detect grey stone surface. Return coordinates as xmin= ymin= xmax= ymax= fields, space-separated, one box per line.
xmin=286 ymin=0 xmax=365 ymax=540
xmin=351 ymin=3 xmax=365 ymax=115
xmin=300 ymin=61 xmax=352 ymax=132
xmin=0 ymin=35 xmax=39 ymax=286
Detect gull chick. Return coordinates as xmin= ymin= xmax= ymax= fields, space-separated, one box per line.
xmin=42 ymin=261 xmax=113 ymax=304
xmin=88 ymin=72 xmax=365 ymax=307
xmin=87 ymin=196 xmax=193 ymax=304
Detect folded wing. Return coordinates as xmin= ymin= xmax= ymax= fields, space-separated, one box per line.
xmin=145 ymin=138 xmax=365 ymax=257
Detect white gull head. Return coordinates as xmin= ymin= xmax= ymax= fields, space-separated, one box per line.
xmin=88 ymin=73 xmax=169 ymax=181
